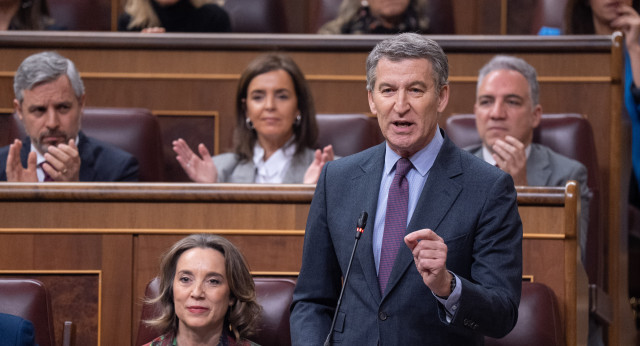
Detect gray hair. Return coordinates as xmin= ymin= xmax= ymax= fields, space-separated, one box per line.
xmin=14 ymin=51 xmax=85 ymax=103
xmin=366 ymin=33 xmax=449 ymax=92
xmin=477 ymin=55 xmax=539 ymax=106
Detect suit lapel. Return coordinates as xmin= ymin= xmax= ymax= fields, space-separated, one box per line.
xmin=20 ymin=138 xmax=31 ymax=168
xmin=526 ymin=143 xmax=551 ymax=185
xmin=232 ymin=160 xmax=257 ymax=183
xmin=383 ymin=135 xmax=464 ymax=298
xmin=355 ymin=143 xmax=386 ymax=302
xmin=77 ymin=132 xmax=97 ymax=182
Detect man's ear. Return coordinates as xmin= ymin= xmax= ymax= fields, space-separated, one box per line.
xmin=437 ymin=84 xmax=450 ymax=113
xmin=367 ymin=90 xmax=377 ymax=115
xmin=531 ymin=104 xmax=542 ymax=128
xmin=13 ymin=99 xmax=22 ymax=121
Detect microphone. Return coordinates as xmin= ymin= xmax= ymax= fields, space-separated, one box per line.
xmin=324 ymin=211 xmax=368 ymax=346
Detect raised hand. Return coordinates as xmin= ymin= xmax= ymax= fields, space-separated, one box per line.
xmin=173 ymin=138 xmax=218 ymax=183
xmin=303 ymin=144 xmax=334 ymax=184
xmin=5 ymin=139 xmax=37 ymax=182
xmin=404 ymin=228 xmax=453 ymax=297
xmin=491 ymin=135 xmax=528 ymax=185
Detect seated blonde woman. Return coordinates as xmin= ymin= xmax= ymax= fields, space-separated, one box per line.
xmin=318 ymin=0 xmax=430 ymax=35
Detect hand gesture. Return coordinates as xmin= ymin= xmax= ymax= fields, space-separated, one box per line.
xmin=404 ymin=229 xmax=453 ymax=297
xmin=141 ymin=27 xmax=166 ymax=33
xmin=43 ymin=139 xmax=81 ymax=181
xmin=173 ymin=138 xmax=218 ymax=183
xmin=303 ymin=144 xmax=334 ymax=184
xmin=612 ymin=4 xmax=640 ymax=87
xmin=491 ymin=135 xmax=528 ymax=185
xmin=5 ymin=139 xmax=37 ymax=182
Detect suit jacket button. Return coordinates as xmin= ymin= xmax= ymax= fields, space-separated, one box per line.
xmin=378 ymin=312 xmax=388 ymax=321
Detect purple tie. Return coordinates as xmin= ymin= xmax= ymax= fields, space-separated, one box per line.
xmin=378 ymin=157 xmax=412 ymax=294
xmin=40 ymin=162 xmax=54 ymax=182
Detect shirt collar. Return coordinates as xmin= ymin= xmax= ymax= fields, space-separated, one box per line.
xmin=384 ymin=125 xmax=444 ymax=177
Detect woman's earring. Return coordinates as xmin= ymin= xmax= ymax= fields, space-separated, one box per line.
xmin=295 ymin=114 xmax=302 ymax=126
xmin=245 ymin=118 xmax=254 ymax=130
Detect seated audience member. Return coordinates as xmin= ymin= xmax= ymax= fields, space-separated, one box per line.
xmin=0 ymin=312 xmax=35 ymax=346
xmin=118 ymin=0 xmax=231 ymax=33
xmin=173 ymin=53 xmax=334 ymax=184
xmin=141 ymin=233 xmax=261 ymax=346
xmin=0 ymin=51 xmax=139 ymax=182
xmin=318 ymin=0 xmax=430 ymax=34
xmin=0 ymin=0 xmax=58 ymax=30
xmin=470 ymin=55 xmax=590 ymax=259
xmin=565 ymin=0 xmax=640 ymax=208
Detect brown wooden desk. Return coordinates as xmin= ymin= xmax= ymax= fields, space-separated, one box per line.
xmin=0 ymin=182 xmax=587 ymax=345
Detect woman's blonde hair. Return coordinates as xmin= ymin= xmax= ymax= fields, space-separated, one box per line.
xmin=124 ymin=0 xmax=224 ymax=29
xmin=318 ymin=0 xmax=429 ymax=34
xmin=144 ymin=233 xmax=261 ymax=341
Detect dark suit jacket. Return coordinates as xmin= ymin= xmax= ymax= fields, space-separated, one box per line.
xmin=0 ymin=313 xmax=35 ymax=346
xmin=0 ymin=132 xmax=139 ymax=182
xmin=290 ymin=132 xmax=522 ymax=345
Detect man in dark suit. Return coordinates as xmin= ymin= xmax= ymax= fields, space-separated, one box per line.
xmin=290 ymin=33 xmax=522 ymax=345
xmin=0 ymin=313 xmax=35 ymax=346
xmin=0 ymin=51 xmax=138 ymax=182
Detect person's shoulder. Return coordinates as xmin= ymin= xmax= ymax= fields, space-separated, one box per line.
xmin=213 ymin=152 xmax=239 ymax=165
xmin=117 ymin=12 xmax=136 ymax=31
xmin=0 ymin=143 xmax=10 ymax=157
xmin=328 ymin=143 xmax=382 ymax=167
xmin=0 ymin=313 xmax=35 ymax=344
xmin=197 ymin=3 xmax=231 ymax=32
xmin=531 ymin=143 xmax=586 ymax=169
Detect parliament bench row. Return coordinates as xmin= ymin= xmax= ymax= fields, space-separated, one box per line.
xmin=0 ymin=107 xmax=607 ymax=327
xmin=0 ymin=276 xmax=562 ymax=346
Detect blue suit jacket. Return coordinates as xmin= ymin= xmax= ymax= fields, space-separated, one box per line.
xmin=291 ymin=131 xmax=522 ymax=345
xmin=0 ymin=313 xmax=35 ymax=346
xmin=0 ymin=131 xmax=139 ymax=182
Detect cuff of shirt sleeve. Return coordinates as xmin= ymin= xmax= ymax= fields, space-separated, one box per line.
xmin=433 ymin=272 xmax=462 ymax=323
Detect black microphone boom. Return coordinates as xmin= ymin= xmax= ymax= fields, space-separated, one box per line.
xmin=323 ymin=211 xmax=368 ymax=346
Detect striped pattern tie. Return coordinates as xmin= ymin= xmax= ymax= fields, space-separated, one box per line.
xmin=378 ymin=157 xmax=412 ymax=294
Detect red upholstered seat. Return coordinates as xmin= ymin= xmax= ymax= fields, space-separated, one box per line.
xmin=81 ymin=107 xmax=165 ymax=182
xmin=316 ymin=113 xmax=383 ymax=157
xmin=223 ymin=0 xmax=287 ymax=33
xmin=485 ymin=281 xmax=563 ymax=346
xmin=136 ymin=277 xmax=296 ymax=346
xmin=47 ymin=0 xmax=111 ymax=31
xmin=0 ymin=278 xmax=56 ymax=346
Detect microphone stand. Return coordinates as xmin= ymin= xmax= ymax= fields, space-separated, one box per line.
xmin=324 ymin=211 xmax=368 ymax=346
